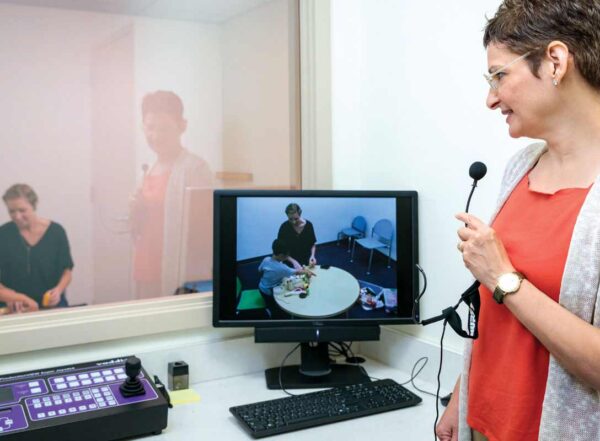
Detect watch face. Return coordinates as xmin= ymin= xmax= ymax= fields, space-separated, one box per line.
xmin=498 ymin=273 xmax=520 ymax=293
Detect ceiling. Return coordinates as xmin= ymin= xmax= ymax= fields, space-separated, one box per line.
xmin=0 ymin=0 xmax=276 ymax=23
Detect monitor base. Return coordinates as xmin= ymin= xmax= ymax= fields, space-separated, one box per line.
xmin=265 ymin=364 xmax=370 ymax=389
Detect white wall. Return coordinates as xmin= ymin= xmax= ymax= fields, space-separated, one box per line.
xmin=221 ymin=0 xmax=295 ymax=186
xmin=330 ymin=0 xmax=535 ymax=352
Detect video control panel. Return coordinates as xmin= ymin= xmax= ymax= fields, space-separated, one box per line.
xmin=0 ymin=356 xmax=168 ymax=441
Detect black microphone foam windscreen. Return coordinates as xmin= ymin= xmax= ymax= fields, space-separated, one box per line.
xmin=469 ymin=161 xmax=487 ymax=181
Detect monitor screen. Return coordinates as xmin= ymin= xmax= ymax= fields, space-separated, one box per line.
xmin=213 ymin=190 xmax=419 ymax=327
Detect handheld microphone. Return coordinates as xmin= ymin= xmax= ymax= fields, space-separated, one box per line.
xmin=421 ymin=161 xmax=488 ymax=328
xmin=465 ymin=161 xmax=487 ymax=214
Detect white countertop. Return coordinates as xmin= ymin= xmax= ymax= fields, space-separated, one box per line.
xmin=151 ymin=359 xmax=443 ymax=440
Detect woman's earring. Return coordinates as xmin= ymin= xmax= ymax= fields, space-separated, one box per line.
xmin=553 ymin=78 xmax=558 ymax=87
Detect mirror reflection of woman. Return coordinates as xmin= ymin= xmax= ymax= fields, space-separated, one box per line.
xmin=0 ymin=184 xmax=73 ymax=313
xmin=130 ymin=91 xmax=212 ymax=299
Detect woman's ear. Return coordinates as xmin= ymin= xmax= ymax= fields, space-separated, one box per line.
xmin=546 ymin=40 xmax=570 ymax=85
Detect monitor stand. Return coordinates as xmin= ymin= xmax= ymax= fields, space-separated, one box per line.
xmin=264 ymin=342 xmax=370 ymax=389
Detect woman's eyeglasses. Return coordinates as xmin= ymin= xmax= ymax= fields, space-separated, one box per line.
xmin=484 ymin=51 xmax=532 ymax=90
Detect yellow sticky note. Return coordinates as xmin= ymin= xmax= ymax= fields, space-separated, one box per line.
xmin=170 ymin=389 xmax=201 ymax=406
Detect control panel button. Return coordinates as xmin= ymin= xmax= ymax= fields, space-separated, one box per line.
xmin=30 ymin=387 xmax=42 ymax=394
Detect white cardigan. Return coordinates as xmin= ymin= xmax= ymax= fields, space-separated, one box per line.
xmin=458 ymin=142 xmax=600 ymax=440
xmin=161 ymin=149 xmax=212 ymax=296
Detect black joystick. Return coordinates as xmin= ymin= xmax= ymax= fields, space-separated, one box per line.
xmin=119 ymin=356 xmax=146 ymax=398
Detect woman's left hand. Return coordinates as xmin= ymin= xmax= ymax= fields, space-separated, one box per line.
xmin=46 ymin=287 xmax=62 ymax=307
xmin=455 ymin=212 xmax=515 ymax=291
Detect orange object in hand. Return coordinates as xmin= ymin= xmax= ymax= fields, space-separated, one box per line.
xmin=42 ymin=291 xmax=52 ymax=307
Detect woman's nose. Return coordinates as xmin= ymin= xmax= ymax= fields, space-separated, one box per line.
xmin=486 ymin=88 xmax=500 ymax=110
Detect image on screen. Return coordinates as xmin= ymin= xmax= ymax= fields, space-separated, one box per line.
xmin=220 ymin=194 xmax=415 ymax=322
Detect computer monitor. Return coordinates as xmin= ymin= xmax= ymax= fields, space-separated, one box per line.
xmin=213 ymin=190 xmax=419 ymax=388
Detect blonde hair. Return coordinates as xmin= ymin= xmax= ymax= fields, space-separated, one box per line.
xmin=3 ymin=183 xmax=38 ymax=209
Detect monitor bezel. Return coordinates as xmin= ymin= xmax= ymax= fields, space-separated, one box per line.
xmin=212 ymin=189 xmax=419 ymax=328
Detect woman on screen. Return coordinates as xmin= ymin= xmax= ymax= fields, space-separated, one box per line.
xmin=437 ymin=1 xmax=600 ymax=440
xmin=277 ymin=203 xmax=317 ymax=268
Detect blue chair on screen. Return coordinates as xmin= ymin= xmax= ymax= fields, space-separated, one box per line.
xmin=351 ymin=219 xmax=394 ymax=275
xmin=338 ymin=216 xmax=367 ymax=252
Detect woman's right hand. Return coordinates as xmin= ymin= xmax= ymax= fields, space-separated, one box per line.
xmin=9 ymin=294 xmax=39 ymax=313
xmin=436 ymin=392 xmax=459 ymax=441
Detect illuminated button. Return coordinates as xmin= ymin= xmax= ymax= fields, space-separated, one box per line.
xmin=68 ymin=407 xmax=77 ymax=413
xmin=90 ymin=372 xmax=101 ymax=378
xmin=62 ymin=394 xmax=70 ymax=399
xmin=91 ymin=388 xmax=99 ymax=393
xmin=31 ymin=387 xmax=42 ymax=394
xmin=81 ymin=380 xmax=92 ymax=386
xmin=78 ymin=373 xmax=90 ymax=380
xmin=107 ymin=400 xmax=117 ymax=406
xmin=32 ymin=399 xmax=41 ymax=404
xmin=66 ymin=376 xmax=77 ymax=382
xmin=102 ymin=370 xmax=112 ymax=376
xmin=74 ymin=397 xmax=82 ymax=402
xmin=93 ymin=393 xmax=101 ymax=398
xmin=98 ymin=402 xmax=107 ymax=408
xmin=100 ymin=387 xmax=109 ymax=392
xmin=117 ymin=374 xmax=127 ymax=380
xmin=28 ymin=381 xmax=40 ymax=387
xmin=78 ymin=405 xmax=87 ymax=411
xmin=68 ymin=382 xmax=80 ymax=388
xmin=54 ymin=378 xmax=65 ymax=383
xmin=73 ymin=392 xmax=81 ymax=396
xmin=88 ymin=404 xmax=97 ymax=409
xmin=64 ymin=398 xmax=73 ymax=403
xmin=114 ymin=368 xmax=124 ymax=374
xmin=56 ymin=384 xmax=67 ymax=390
xmin=47 ymin=411 xmax=56 ymax=417
xmin=33 ymin=404 xmax=42 ymax=409
xmin=103 ymin=391 xmax=111 ymax=397
xmin=52 ymin=395 xmax=60 ymax=400
xmin=58 ymin=409 xmax=67 ymax=415
xmin=96 ymin=397 xmax=105 ymax=403
xmin=37 ymin=413 xmax=46 ymax=418
xmin=93 ymin=378 xmax=104 ymax=384
xmin=43 ymin=397 xmax=51 ymax=402
xmin=105 ymin=375 xmax=116 ymax=382
xmin=54 ymin=400 xmax=63 ymax=405
xmin=44 ymin=402 xmax=52 ymax=407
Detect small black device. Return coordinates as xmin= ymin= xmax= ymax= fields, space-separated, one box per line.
xmin=167 ymin=361 xmax=189 ymax=391
xmin=229 ymin=379 xmax=422 ymax=438
xmin=0 ymin=356 xmax=168 ymax=440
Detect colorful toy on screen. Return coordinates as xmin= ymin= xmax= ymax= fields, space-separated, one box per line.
xmin=284 ymin=274 xmax=310 ymax=291
xmin=359 ymin=288 xmax=384 ymax=310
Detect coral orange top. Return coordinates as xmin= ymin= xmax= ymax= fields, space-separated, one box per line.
xmin=133 ymin=172 xmax=171 ymax=282
xmin=467 ymin=174 xmax=591 ymax=441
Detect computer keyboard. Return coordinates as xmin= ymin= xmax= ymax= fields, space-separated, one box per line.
xmin=229 ymin=379 xmax=422 ymax=438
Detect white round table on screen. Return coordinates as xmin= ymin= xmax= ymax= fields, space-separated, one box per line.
xmin=273 ymin=266 xmax=360 ymax=318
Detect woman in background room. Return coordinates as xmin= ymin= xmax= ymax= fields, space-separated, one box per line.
xmin=0 ymin=184 xmax=73 ymax=313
